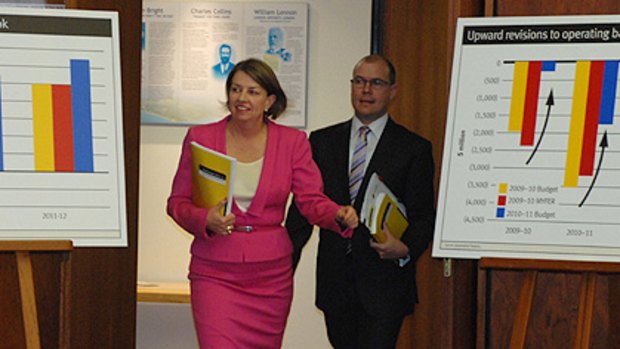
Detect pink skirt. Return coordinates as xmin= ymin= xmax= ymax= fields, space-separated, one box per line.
xmin=189 ymin=255 xmax=293 ymax=349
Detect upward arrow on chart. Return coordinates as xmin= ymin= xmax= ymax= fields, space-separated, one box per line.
xmin=526 ymin=89 xmax=554 ymax=165
xmin=578 ymin=131 xmax=609 ymax=207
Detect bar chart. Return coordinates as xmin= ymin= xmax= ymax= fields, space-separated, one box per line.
xmin=433 ymin=16 xmax=620 ymax=262
xmin=2 ymin=59 xmax=95 ymax=173
xmin=0 ymin=8 xmax=126 ymax=246
xmin=507 ymin=60 xmax=617 ymax=187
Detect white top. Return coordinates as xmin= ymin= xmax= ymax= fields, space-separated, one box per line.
xmin=233 ymin=157 xmax=264 ymax=212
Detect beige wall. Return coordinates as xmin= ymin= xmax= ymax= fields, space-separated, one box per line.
xmin=137 ymin=1 xmax=372 ymax=348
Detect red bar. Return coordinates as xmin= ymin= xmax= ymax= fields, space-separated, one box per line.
xmin=52 ymin=85 xmax=74 ymax=172
xmin=520 ymin=61 xmax=542 ymax=146
xmin=580 ymin=61 xmax=604 ymax=176
xmin=497 ymin=196 xmax=506 ymax=206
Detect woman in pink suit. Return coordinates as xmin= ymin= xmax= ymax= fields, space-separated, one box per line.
xmin=167 ymin=58 xmax=358 ymax=349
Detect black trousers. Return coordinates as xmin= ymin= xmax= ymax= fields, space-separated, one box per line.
xmin=322 ymin=259 xmax=407 ymax=349
xmin=324 ymin=301 xmax=406 ymax=349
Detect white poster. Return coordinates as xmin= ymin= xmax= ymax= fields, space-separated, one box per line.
xmin=141 ymin=1 xmax=308 ymax=127
xmin=433 ymin=15 xmax=620 ymax=262
xmin=0 ymin=8 xmax=127 ymax=246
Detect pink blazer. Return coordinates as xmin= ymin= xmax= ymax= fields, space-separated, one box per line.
xmin=167 ymin=117 xmax=343 ymax=262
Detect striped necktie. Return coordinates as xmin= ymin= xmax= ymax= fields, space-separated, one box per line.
xmin=349 ymin=126 xmax=370 ymax=203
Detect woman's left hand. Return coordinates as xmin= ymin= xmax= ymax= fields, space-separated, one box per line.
xmin=336 ymin=205 xmax=359 ymax=230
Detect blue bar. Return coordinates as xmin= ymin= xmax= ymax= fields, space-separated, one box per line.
xmin=70 ymin=59 xmax=94 ymax=172
xmin=599 ymin=60 xmax=618 ymax=125
xmin=496 ymin=207 xmax=505 ymax=218
xmin=541 ymin=61 xmax=556 ymax=71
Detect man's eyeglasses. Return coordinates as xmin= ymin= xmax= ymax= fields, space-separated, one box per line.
xmin=350 ymin=76 xmax=391 ymax=89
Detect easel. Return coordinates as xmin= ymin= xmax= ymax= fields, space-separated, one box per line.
xmin=478 ymin=257 xmax=620 ymax=348
xmin=0 ymin=240 xmax=73 ymax=349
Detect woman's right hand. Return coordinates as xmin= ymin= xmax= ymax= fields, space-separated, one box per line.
xmin=205 ymin=199 xmax=236 ymax=236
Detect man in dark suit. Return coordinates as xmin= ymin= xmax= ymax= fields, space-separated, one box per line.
xmin=286 ymin=54 xmax=435 ymax=349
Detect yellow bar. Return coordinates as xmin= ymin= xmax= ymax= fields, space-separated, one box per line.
xmin=508 ymin=62 xmax=528 ymax=131
xmin=32 ymin=84 xmax=55 ymax=171
xmin=563 ymin=61 xmax=590 ymax=188
xmin=499 ymin=183 xmax=508 ymax=194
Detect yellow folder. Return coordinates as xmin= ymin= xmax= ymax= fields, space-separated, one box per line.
xmin=368 ymin=192 xmax=408 ymax=243
xmin=362 ymin=173 xmax=408 ymax=243
xmin=190 ymin=141 xmax=236 ymax=215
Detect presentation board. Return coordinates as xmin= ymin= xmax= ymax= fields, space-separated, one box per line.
xmin=0 ymin=8 xmax=127 ymax=246
xmin=433 ymin=15 xmax=620 ymax=262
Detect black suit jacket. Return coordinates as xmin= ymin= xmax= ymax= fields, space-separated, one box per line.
xmin=286 ymin=117 xmax=435 ymax=317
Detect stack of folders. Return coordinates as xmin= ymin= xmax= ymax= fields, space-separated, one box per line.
xmin=361 ymin=173 xmax=408 ymax=243
xmin=190 ymin=141 xmax=236 ymax=215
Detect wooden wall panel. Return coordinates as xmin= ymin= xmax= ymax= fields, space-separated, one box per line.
xmin=382 ymin=1 xmax=484 ymax=348
xmin=0 ymin=254 xmax=26 ymax=349
xmin=65 ymin=0 xmax=142 ymax=348
xmin=0 ymin=252 xmax=67 ymax=349
xmin=480 ymin=269 xmax=620 ymax=348
xmin=610 ymin=277 xmax=620 ymax=347
xmin=32 ymin=253 xmax=64 ymax=348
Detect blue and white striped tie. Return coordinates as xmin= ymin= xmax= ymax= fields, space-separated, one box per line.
xmin=349 ymin=126 xmax=370 ymax=203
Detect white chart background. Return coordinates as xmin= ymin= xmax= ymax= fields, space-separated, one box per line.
xmin=433 ymin=15 xmax=620 ymax=262
xmin=0 ymin=8 xmax=126 ymax=246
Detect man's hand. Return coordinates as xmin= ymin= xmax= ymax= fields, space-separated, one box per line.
xmin=369 ymin=224 xmax=409 ymax=259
